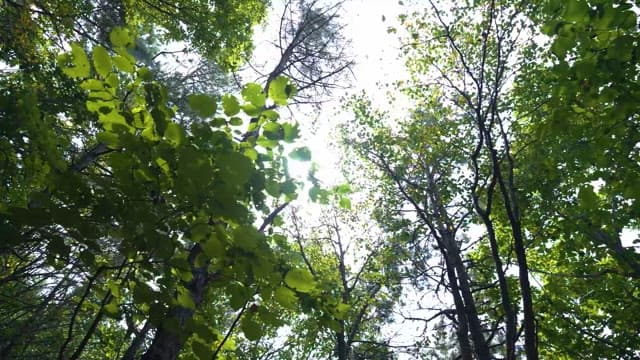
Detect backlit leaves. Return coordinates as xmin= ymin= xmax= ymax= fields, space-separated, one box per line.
xmin=242 ymin=83 xmax=266 ymax=108
xmin=109 ymin=27 xmax=134 ymax=48
xmin=188 ymin=94 xmax=218 ymax=118
xmin=268 ymin=76 xmax=297 ymax=105
xmin=92 ymin=46 xmax=111 ymax=78
xmin=284 ymin=268 xmax=315 ymax=293
xmin=222 ymin=94 xmax=241 ymax=116
xmin=59 ymin=44 xmax=90 ymax=78
xmin=275 ymin=286 xmax=298 ymax=309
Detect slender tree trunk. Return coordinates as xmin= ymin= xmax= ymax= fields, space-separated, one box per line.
xmin=336 ymin=329 xmax=349 ymax=360
xmin=440 ymin=246 xmax=473 ymax=360
xmin=141 ymin=245 xmax=208 ymax=360
xmin=488 ymin=137 xmax=538 ymax=359
xmin=443 ymin=234 xmax=491 ymax=360
xmin=122 ymin=321 xmax=150 ymax=360
xmin=471 ymin=171 xmax=517 ymax=360
xmin=479 ymin=212 xmax=517 ymax=359
xmin=429 ymin=164 xmax=490 ymax=359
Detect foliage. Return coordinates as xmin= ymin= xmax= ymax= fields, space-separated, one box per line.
xmin=513 ymin=0 xmax=640 ymax=357
xmin=344 ymin=0 xmax=640 ymax=358
xmin=0 ymin=20 xmax=320 ymax=359
xmin=3 ymin=0 xmax=640 ymax=359
xmin=0 ymin=0 xmax=269 ymax=70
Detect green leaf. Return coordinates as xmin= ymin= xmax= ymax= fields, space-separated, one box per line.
xmin=334 ymin=302 xmax=351 ymax=320
xmin=261 ymin=109 xmax=280 ymax=121
xmin=242 ymin=104 xmax=261 ymax=117
xmin=177 ymin=287 xmax=196 ymax=310
xmin=244 ymin=148 xmax=258 ymax=161
xmin=274 ymin=286 xmax=298 ymax=309
xmin=113 ymin=55 xmax=135 ymax=73
xmin=92 ymin=45 xmax=112 ymax=78
xmin=263 ymin=122 xmax=283 ymax=140
xmin=188 ymin=94 xmax=217 ymax=118
xmin=222 ymin=94 xmax=241 ymax=116
xmin=229 ymin=282 xmax=250 ymax=310
xmin=61 ymin=44 xmax=90 ymax=78
xmin=326 ymin=319 xmax=342 ymax=332
xmin=551 ymin=37 xmax=573 ymax=60
xmin=165 ymin=122 xmax=185 ymax=147
xmin=232 ymin=225 xmax=261 ymax=250
xmin=105 ymin=73 xmax=119 ymax=89
xmin=191 ymin=340 xmax=213 ymax=360
xmin=217 ymin=152 xmax=253 ymax=185
xmin=110 ymin=27 xmax=133 ymax=48
xmin=242 ymin=83 xmax=266 ymax=108
xmin=289 ymin=147 xmax=311 ymax=161
xmin=99 ymin=111 xmax=131 ymax=132
xmin=229 ymin=117 xmax=243 ymax=126
xmin=189 ymin=321 xmax=216 ymax=341
xmin=334 ymin=184 xmax=351 ymax=194
xmin=190 ymin=222 xmax=210 ymax=242
xmin=282 ymin=123 xmax=300 ymax=143
xmin=104 ymin=301 xmax=120 ymax=317
xmin=578 ymin=186 xmax=598 ymax=209
xmin=241 ymin=316 xmax=263 ymax=341
xmin=202 ymin=233 xmax=225 ymax=258
xmin=265 ymin=180 xmax=280 ymax=197
xmin=281 ymin=180 xmax=297 ymax=196
xmin=133 ymin=282 xmax=155 ymax=305
xmin=137 ymin=67 xmax=153 ymax=81
xmin=80 ymin=79 xmax=105 ymax=91
xmin=564 ymin=0 xmax=589 ymax=22
xmin=96 ymin=131 xmax=121 ymax=147
xmin=268 ymin=76 xmax=296 ymax=105
xmin=284 ymin=268 xmax=315 ymax=293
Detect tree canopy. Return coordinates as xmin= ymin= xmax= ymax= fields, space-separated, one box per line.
xmin=1 ymin=0 xmax=639 ymax=359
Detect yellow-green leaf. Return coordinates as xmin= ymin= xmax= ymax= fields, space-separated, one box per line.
xmin=92 ymin=45 xmax=112 ymax=78
xmin=284 ymin=268 xmax=315 ymax=293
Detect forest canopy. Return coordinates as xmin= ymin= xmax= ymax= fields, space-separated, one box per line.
xmin=1 ymin=0 xmax=639 ymax=359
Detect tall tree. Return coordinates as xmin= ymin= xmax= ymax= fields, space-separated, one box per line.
xmin=283 ymin=202 xmax=403 ymax=360
xmin=242 ymin=0 xmax=354 ymax=108
xmin=511 ymin=0 xmax=640 ymax=357
xmin=345 ymin=97 xmax=496 ymax=360
xmin=0 ymin=1 xmax=333 ymax=358
xmin=345 ymin=0 xmax=543 ymax=358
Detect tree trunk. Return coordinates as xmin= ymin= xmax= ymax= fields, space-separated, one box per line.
xmin=441 ymin=246 xmax=474 ymax=360
xmin=472 ymin=173 xmax=517 ymax=360
xmin=442 ymin=233 xmax=491 ymax=360
xmin=141 ymin=245 xmax=208 ymax=360
xmin=336 ymin=329 xmax=349 ymax=360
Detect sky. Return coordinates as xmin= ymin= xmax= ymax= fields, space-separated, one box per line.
xmin=246 ymin=0 xmax=416 ymax=186
xmin=247 ymin=2 xmax=441 ymax=356
xmin=246 ymin=1 xmax=638 ymax=356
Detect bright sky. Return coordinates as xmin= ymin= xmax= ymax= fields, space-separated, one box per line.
xmin=248 ymin=2 xmax=437 ymax=357
xmin=247 ymin=0 xmax=415 ymax=187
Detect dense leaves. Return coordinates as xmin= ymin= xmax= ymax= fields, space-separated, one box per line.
xmin=2 ymin=0 xmax=639 ymax=359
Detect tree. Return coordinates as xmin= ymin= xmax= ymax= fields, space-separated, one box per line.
xmin=345 ymin=95 xmax=500 ymax=360
xmin=0 ymin=5 xmax=326 ymax=359
xmin=0 ymin=0 xmax=369 ymax=357
xmin=282 ymin=202 xmax=403 ymax=360
xmin=242 ymin=0 xmax=354 ymax=108
xmin=510 ymin=0 xmax=640 ymax=357
xmin=344 ymin=0 xmax=640 ymax=358
xmin=0 ymin=0 xmax=269 ymax=70
xmin=345 ymin=1 xmax=537 ymax=358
